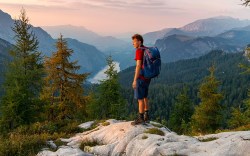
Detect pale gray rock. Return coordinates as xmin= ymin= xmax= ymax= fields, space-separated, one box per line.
xmin=37 ymin=119 xmax=250 ymax=156
xmin=78 ymin=121 xmax=95 ymax=129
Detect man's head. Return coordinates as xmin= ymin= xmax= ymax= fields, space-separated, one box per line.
xmin=132 ymin=34 xmax=143 ymax=49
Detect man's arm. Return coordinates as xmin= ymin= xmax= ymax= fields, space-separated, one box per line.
xmin=132 ymin=60 xmax=142 ymax=89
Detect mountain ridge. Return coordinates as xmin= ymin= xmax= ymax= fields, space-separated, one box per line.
xmin=0 ymin=10 xmax=107 ymax=74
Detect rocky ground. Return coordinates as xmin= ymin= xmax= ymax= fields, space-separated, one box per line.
xmin=37 ymin=119 xmax=250 ymax=156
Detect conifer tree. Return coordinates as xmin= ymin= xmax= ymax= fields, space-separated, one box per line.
xmin=244 ymin=90 xmax=250 ymax=121
xmin=191 ymin=65 xmax=223 ymax=134
xmin=0 ymin=9 xmax=43 ymax=131
xmin=168 ymin=87 xmax=194 ymax=134
xmin=228 ymin=107 xmax=249 ymax=128
xmin=87 ymin=56 xmax=126 ymax=120
xmin=41 ymin=35 xmax=88 ymax=121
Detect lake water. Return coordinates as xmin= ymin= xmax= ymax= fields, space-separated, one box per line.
xmin=88 ymin=61 xmax=120 ymax=84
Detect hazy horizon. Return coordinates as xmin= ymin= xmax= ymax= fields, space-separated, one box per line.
xmin=0 ymin=0 xmax=250 ymax=36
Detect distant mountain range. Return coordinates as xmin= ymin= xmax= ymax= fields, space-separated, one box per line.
xmin=179 ymin=16 xmax=250 ymax=36
xmin=144 ymin=16 xmax=250 ymax=45
xmin=156 ymin=28 xmax=250 ymax=63
xmin=42 ymin=25 xmax=130 ymax=53
xmin=65 ymin=38 xmax=106 ymax=73
xmin=1 ymin=9 xmax=250 ymax=73
xmin=143 ymin=28 xmax=173 ymax=46
xmin=42 ymin=25 xmax=101 ymax=45
xmin=40 ymin=15 xmax=250 ymax=69
xmin=0 ymin=10 xmax=106 ymax=74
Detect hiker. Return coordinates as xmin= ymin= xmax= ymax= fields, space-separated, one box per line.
xmin=131 ymin=34 xmax=151 ymax=125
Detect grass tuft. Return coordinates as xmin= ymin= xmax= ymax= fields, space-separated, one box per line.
xmin=142 ymin=135 xmax=148 ymax=139
xmin=144 ymin=128 xmax=165 ymax=136
xmin=102 ymin=122 xmax=110 ymax=126
xmin=79 ymin=139 xmax=103 ymax=152
xmin=151 ymin=122 xmax=164 ymax=128
xmin=198 ymin=137 xmax=217 ymax=142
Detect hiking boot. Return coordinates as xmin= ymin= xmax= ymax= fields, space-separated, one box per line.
xmin=144 ymin=111 xmax=150 ymax=123
xmin=131 ymin=114 xmax=145 ymax=125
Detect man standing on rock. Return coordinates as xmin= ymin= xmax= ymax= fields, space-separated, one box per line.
xmin=131 ymin=34 xmax=151 ymax=125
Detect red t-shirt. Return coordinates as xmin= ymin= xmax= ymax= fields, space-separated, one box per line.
xmin=134 ymin=46 xmax=148 ymax=81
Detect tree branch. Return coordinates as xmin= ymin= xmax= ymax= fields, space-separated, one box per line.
xmin=242 ymin=0 xmax=250 ymax=6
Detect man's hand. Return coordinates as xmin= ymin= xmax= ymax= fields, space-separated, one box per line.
xmin=132 ymin=80 xmax=137 ymax=89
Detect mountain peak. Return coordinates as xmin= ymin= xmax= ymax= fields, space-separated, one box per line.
xmin=0 ymin=9 xmax=13 ymax=23
xmin=209 ymin=16 xmax=234 ymax=20
xmin=42 ymin=25 xmax=101 ymax=44
xmin=179 ymin=16 xmax=250 ymax=36
xmin=0 ymin=9 xmax=10 ymax=16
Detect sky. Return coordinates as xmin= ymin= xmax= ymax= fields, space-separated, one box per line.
xmin=0 ymin=0 xmax=250 ymax=35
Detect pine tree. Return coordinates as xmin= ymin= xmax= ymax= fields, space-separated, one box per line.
xmin=41 ymin=35 xmax=88 ymax=121
xmin=228 ymin=107 xmax=248 ymax=128
xmin=244 ymin=90 xmax=250 ymax=121
xmin=87 ymin=56 xmax=126 ymax=120
xmin=191 ymin=65 xmax=224 ymax=134
xmin=0 ymin=9 xmax=43 ymax=131
xmin=168 ymin=87 xmax=194 ymax=134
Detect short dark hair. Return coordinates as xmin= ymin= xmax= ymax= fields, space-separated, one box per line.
xmin=132 ymin=34 xmax=143 ymax=45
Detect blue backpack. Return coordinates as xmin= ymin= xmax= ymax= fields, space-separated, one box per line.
xmin=140 ymin=47 xmax=161 ymax=79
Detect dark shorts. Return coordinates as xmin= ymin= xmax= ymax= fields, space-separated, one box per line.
xmin=134 ymin=78 xmax=151 ymax=100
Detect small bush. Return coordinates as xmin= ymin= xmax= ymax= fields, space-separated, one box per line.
xmin=54 ymin=138 xmax=66 ymax=147
xmin=198 ymin=137 xmax=217 ymax=142
xmin=79 ymin=139 xmax=102 ymax=151
xmin=144 ymin=128 xmax=165 ymax=136
xmin=142 ymin=135 xmax=148 ymax=139
xmin=234 ymin=123 xmax=250 ymax=131
xmin=57 ymin=121 xmax=83 ymax=134
xmin=0 ymin=131 xmax=69 ymax=156
xmin=0 ymin=120 xmax=83 ymax=156
xmin=102 ymin=122 xmax=110 ymax=126
xmin=151 ymin=122 xmax=164 ymax=128
xmin=0 ymin=133 xmax=47 ymax=156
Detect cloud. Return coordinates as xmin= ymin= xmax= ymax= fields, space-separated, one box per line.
xmin=0 ymin=1 xmax=75 ymax=10
xmin=69 ymin=0 xmax=182 ymax=11
xmin=0 ymin=0 xmax=183 ymax=13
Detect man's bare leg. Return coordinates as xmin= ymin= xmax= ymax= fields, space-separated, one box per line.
xmin=144 ymin=98 xmax=149 ymax=111
xmin=138 ymin=99 xmax=145 ymax=114
xmin=144 ymin=98 xmax=150 ymax=123
xmin=131 ymin=99 xmax=145 ymax=125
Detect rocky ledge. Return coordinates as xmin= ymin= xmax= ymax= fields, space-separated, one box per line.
xmin=37 ymin=119 xmax=250 ymax=156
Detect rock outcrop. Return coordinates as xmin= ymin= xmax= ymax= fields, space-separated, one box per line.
xmin=37 ymin=119 xmax=250 ymax=156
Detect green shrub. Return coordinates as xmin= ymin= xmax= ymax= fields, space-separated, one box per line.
xmin=0 ymin=133 xmax=47 ymax=156
xmin=144 ymin=128 xmax=165 ymax=136
xmin=57 ymin=121 xmax=83 ymax=134
xmin=151 ymin=122 xmax=164 ymax=128
xmin=79 ymin=139 xmax=102 ymax=151
xmin=198 ymin=137 xmax=217 ymax=142
xmin=142 ymin=135 xmax=148 ymax=139
xmin=0 ymin=120 xmax=83 ymax=156
xmin=234 ymin=123 xmax=250 ymax=131
xmin=54 ymin=138 xmax=67 ymax=147
xmin=101 ymin=122 xmax=110 ymax=126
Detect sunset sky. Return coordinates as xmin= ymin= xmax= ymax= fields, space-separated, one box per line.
xmin=0 ymin=0 xmax=249 ymax=35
